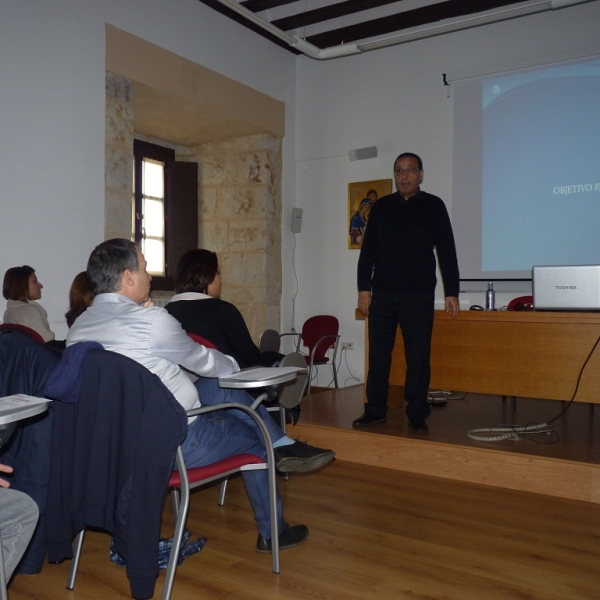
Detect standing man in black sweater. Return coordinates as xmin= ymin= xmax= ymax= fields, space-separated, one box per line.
xmin=353 ymin=153 xmax=460 ymax=434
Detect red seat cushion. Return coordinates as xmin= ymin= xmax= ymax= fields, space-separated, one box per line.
xmin=169 ymin=453 xmax=265 ymax=487
xmin=186 ymin=332 xmax=218 ymax=349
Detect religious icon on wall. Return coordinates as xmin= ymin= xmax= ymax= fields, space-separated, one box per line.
xmin=348 ymin=179 xmax=392 ymax=249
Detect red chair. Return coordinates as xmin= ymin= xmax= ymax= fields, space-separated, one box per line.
xmin=281 ymin=315 xmax=340 ymax=394
xmin=507 ymin=295 xmax=533 ymax=311
xmin=162 ymin=402 xmax=279 ymax=600
xmin=0 ymin=323 xmax=45 ymax=344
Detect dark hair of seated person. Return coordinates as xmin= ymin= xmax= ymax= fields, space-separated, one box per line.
xmin=2 ymin=265 xmax=35 ymax=301
xmin=174 ymin=249 xmax=218 ymax=294
xmin=65 ymin=271 xmax=94 ymax=328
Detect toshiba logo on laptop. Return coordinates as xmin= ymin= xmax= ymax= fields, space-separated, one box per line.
xmin=555 ymin=285 xmax=578 ymax=289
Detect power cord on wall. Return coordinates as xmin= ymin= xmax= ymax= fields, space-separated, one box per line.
xmin=341 ymin=346 xmax=360 ymax=387
xmin=466 ymin=333 xmax=600 ymax=442
xmin=316 ymin=346 xmax=360 ymax=390
xmin=290 ymin=232 xmax=299 ymax=333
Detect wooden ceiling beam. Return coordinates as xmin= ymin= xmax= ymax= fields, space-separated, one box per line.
xmin=197 ymin=0 xmax=300 ymax=53
xmin=240 ymin=0 xmax=300 ymax=12
xmin=273 ymin=0 xmax=403 ymax=31
xmin=305 ymin=0 xmax=523 ymax=49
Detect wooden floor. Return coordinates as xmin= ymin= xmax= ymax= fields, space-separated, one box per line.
xmin=10 ymin=460 xmax=600 ymax=600
xmin=8 ymin=385 xmax=600 ymax=599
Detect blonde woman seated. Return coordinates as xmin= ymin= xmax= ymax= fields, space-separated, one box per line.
xmin=165 ymin=249 xmax=284 ymax=368
xmin=2 ymin=266 xmax=55 ymax=342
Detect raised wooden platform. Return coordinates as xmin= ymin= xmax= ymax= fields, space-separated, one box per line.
xmin=292 ymin=385 xmax=600 ymax=505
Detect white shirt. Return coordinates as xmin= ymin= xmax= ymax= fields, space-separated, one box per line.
xmin=67 ymin=293 xmax=239 ymax=414
xmin=170 ymin=292 xmax=211 ymax=302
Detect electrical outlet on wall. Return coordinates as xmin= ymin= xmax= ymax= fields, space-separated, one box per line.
xmin=341 ymin=342 xmax=354 ymax=350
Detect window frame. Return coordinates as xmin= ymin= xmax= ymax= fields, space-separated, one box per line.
xmin=133 ymin=139 xmax=198 ymax=291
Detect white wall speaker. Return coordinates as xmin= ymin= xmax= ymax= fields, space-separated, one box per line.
xmin=348 ymin=146 xmax=378 ymax=161
xmin=291 ymin=207 xmax=303 ymax=233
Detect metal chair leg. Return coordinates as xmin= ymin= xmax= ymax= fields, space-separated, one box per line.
xmin=66 ymin=530 xmax=86 ymax=590
xmin=277 ymin=406 xmax=289 ymax=481
xmin=171 ymin=488 xmax=181 ymax=520
xmin=162 ymin=449 xmax=190 ymax=600
xmin=279 ymin=406 xmax=286 ymax=432
xmin=218 ymin=479 xmax=228 ymax=506
xmin=0 ymin=533 xmax=8 ymax=600
xmin=332 ymin=362 xmax=339 ymax=389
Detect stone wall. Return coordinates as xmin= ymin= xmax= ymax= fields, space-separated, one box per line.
xmin=105 ymin=73 xmax=134 ymax=241
xmin=104 ymin=73 xmax=282 ymax=342
xmin=186 ymin=134 xmax=282 ymax=340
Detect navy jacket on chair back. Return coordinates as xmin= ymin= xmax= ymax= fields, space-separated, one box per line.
xmin=0 ymin=329 xmax=60 ymax=574
xmin=46 ymin=348 xmax=188 ymax=600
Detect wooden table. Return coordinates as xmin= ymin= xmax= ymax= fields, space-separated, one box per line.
xmin=358 ymin=309 xmax=600 ymax=404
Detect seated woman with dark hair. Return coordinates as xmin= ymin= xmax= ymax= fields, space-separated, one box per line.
xmin=165 ymin=249 xmax=283 ymax=369
xmin=65 ymin=271 xmax=94 ymax=328
xmin=2 ymin=265 xmax=55 ymax=342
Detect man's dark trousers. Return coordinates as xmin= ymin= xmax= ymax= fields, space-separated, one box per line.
xmin=365 ymin=289 xmax=435 ymax=422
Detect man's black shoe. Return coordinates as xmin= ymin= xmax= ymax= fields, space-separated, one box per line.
xmin=352 ymin=413 xmax=386 ymax=427
xmin=256 ymin=524 xmax=309 ymax=553
xmin=274 ymin=441 xmax=335 ymax=473
xmin=408 ymin=419 xmax=429 ymax=434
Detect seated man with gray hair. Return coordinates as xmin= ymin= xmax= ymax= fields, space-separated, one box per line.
xmin=67 ymin=238 xmax=335 ymax=552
